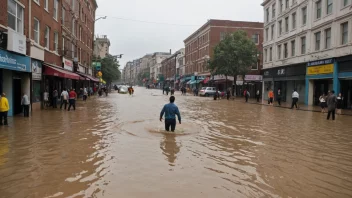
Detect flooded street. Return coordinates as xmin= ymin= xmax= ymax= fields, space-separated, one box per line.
xmin=1 ymin=87 xmax=352 ymax=198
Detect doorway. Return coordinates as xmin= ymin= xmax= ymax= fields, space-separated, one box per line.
xmin=313 ymin=79 xmax=332 ymax=106
xmin=13 ymin=78 xmax=22 ymax=115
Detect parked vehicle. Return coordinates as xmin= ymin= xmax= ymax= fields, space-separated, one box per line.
xmin=119 ymin=86 xmax=128 ymax=94
xmin=199 ymin=87 xmax=218 ymax=96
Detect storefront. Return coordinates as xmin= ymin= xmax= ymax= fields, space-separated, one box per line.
xmin=236 ymin=75 xmax=263 ymax=97
xmin=305 ymin=59 xmax=335 ymax=105
xmin=211 ymin=75 xmax=234 ymax=91
xmin=31 ymin=59 xmax=42 ymax=110
xmin=337 ymin=55 xmax=352 ymax=109
xmin=0 ymin=49 xmax=31 ymax=116
xmin=263 ymin=64 xmax=306 ymax=103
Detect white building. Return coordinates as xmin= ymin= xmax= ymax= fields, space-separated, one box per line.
xmin=94 ymin=35 xmax=110 ymax=58
xmin=262 ymin=0 xmax=352 ymax=106
xmin=176 ymin=48 xmax=186 ymax=76
xmin=149 ymin=52 xmax=171 ymax=82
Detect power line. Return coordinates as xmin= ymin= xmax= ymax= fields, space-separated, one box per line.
xmin=96 ymin=15 xmax=200 ymax=26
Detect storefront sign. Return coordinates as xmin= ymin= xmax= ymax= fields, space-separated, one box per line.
xmin=32 ymin=59 xmax=42 ymax=80
xmin=307 ymin=64 xmax=334 ymax=75
xmin=0 ymin=49 xmax=30 ymax=72
xmin=245 ymin=75 xmax=263 ymax=81
xmin=7 ymin=29 xmax=26 ymax=55
xmin=88 ymin=68 xmax=92 ymax=75
xmin=214 ymin=75 xmax=235 ymax=81
xmin=78 ymin=64 xmax=85 ymax=73
xmin=307 ymin=59 xmax=334 ymax=67
xmin=63 ymin=57 xmax=73 ymax=71
xmin=276 ymin=68 xmax=285 ymax=76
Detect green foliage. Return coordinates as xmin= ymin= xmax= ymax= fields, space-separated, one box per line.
xmin=100 ymin=55 xmax=121 ymax=84
xmin=208 ymin=30 xmax=258 ymax=79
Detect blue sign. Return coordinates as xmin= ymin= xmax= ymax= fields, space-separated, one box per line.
xmin=0 ymin=49 xmax=30 ymax=72
xmin=307 ymin=58 xmax=334 ymax=67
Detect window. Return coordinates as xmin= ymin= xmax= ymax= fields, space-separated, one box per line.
xmin=252 ymin=34 xmax=259 ymax=44
xmin=79 ymin=48 xmax=82 ymax=62
xmin=341 ymin=22 xmax=349 ymax=45
xmin=344 ymin=0 xmax=350 ymax=7
xmin=79 ymin=26 xmax=82 ymax=41
xmin=302 ymin=7 xmax=307 ymax=25
xmin=316 ymin=0 xmax=322 ymax=19
xmin=45 ymin=26 xmax=50 ymax=49
xmin=315 ymin=32 xmax=321 ymax=51
xmin=279 ymin=0 xmax=283 ymax=13
xmin=279 ymin=20 xmax=282 ymax=35
xmin=269 ymin=47 xmax=272 ymax=61
xmin=53 ymin=0 xmax=58 ymax=20
xmin=72 ymin=43 xmax=75 ymax=59
xmin=278 ymin=45 xmax=282 ymax=59
xmin=292 ymin=12 xmax=296 ymax=29
xmin=44 ymin=0 xmax=48 ymax=11
xmin=285 ymin=17 xmax=289 ymax=32
xmin=34 ymin=0 xmax=39 ymax=4
xmin=71 ymin=0 xmax=75 ymax=11
xmin=72 ymin=19 xmax=75 ymax=36
xmin=291 ymin=40 xmax=295 ymax=56
xmin=301 ymin=36 xmax=306 ymax=54
xmin=265 ymin=28 xmax=269 ymax=41
xmin=272 ymin=4 xmax=276 ymax=18
xmin=325 ymin=28 xmax=331 ymax=49
xmin=220 ymin=32 xmax=226 ymax=40
xmin=266 ymin=8 xmax=270 ymax=22
xmin=327 ymin=0 xmax=333 ymax=14
xmin=286 ymin=0 xmax=289 ymax=9
xmin=264 ymin=49 xmax=267 ymax=62
xmin=7 ymin=0 xmax=24 ymax=34
xmin=34 ymin=18 xmax=40 ymax=44
xmin=271 ymin=24 xmax=275 ymax=40
xmin=62 ymin=7 xmax=65 ymax=24
xmin=54 ymin=32 xmax=58 ymax=53
xmin=62 ymin=37 xmax=65 ymax=53
xmin=284 ymin=43 xmax=288 ymax=58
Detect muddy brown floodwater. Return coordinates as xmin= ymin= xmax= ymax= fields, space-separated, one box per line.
xmin=1 ymin=87 xmax=352 ymax=198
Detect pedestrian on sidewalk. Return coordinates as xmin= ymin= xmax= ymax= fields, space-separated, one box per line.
xmin=60 ymin=88 xmax=69 ymax=110
xmin=83 ymin=87 xmax=88 ymax=101
xmin=53 ymin=89 xmax=58 ymax=108
xmin=319 ymin=94 xmax=327 ymax=113
xmin=43 ymin=90 xmax=49 ymax=109
xmin=160 ymin=96 xmax=181 ymax=132
xmin=277 ymin=88 xmax=282 ymax=106
xmin=256 ymin=90 xmax=260 ymax=102
xmin=21 ymin=93 xmax=30 ymax=117
xmin=268 ymin=89 xmax=274 ymax=105
xmin=227 ymin=88 xmax=231 ymax=100
xmin=336 ymin=93 xmax=343 ymax=115
xmin=68 ymin=88 xmax=77 ymax=111
xmin=291 ymin=89 xmax=299 ymax=109
xmin=327 ymin=90 xmax=337 ymax=120
xmin=244 ymin=90 xmax=250 ymax=102
xmin=0 ymin=93 xmax=9 ymax=126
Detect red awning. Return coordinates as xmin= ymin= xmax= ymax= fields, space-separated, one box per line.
xmin=44 ymin=65 xmax=80 ymax=80
xmin=86 ymin=75 xmax=100 ymax=82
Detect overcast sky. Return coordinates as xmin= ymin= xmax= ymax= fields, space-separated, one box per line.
xmin=95 ymin=0 xmax=264 ymax=68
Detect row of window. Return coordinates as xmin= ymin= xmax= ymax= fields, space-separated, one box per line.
xmin=186 ymin=32 xmax=210 ymax=54
xmin=266 ymin=0 xmax=350 ymax=24
xmin=264 ymin=22 xmax=350 ymax=62
xmin=33 ymin=18 xmax=58 ymax=52
xmin=33 ymin=0 xmax=59 ymax=20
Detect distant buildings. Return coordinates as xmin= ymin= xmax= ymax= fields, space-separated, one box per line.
xmin=94 ymin=35 xmax=110 ymax=58
xmin=261 ymin=0 xmax=352 ymax=107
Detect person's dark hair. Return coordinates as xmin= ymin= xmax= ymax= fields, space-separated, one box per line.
xmin=331 ymin=90 xmax=335 ymax=94
xmin=63 ymin=88 xmax=67 ymax=91
xmin=294 ymin=89 xmax=297 ymax=92
xmin=170 ymin=96 xmax=175 ymax=103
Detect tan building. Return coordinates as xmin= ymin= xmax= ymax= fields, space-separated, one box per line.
xmin=94 ymin=35 xmax=110 ymax=58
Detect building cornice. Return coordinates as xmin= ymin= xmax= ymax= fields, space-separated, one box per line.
xmin=261 ymin=0 xmax=272 ymax=7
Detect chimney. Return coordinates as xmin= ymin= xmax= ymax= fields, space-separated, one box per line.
xmin=170 ymin=49 xmax=172 ymax=54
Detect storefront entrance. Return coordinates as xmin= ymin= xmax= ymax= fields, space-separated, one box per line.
xmin=340 ymin=80 xmax=352 ymax=109
xmin=13 ymin=78 xmax=22 ymax=115
xmin=313 ymin=79 xmax=332 ymax=106
xmin=274 ymin=81 xmax=287 ymax=102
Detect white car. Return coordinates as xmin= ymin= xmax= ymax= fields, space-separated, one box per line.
xmin=199 ymin=87 xmax=217 ymax=96
xmin=119 ymin=86 xmax=128 ymax=94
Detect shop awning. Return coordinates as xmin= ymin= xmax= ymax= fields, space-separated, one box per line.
xmin=44 ymin=65 xmax=80 ymax=80
xmin=190 ymin=80 xmax=202 ymax=85
xmin=77 ymin=72 xmax=99 ymax=82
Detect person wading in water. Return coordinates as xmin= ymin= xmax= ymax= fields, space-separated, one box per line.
xmin=160 ymin=96 xmax=181 ymax=132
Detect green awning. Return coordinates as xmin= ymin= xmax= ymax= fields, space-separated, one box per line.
xmin=190 ymin=80 xmax=202 ymax=85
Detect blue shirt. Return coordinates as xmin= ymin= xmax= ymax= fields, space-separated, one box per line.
xmin=160 ymin=103 xmax=181 ymax=121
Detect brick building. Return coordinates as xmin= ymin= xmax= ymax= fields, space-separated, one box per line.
xmin=0 ymin=0 xmax=97 ymax=116
xmin=183 ymin=19 xmax=264 ymax=95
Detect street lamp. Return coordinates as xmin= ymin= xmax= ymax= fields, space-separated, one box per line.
xmin=95 ymin=16 xmax=107 ymax=22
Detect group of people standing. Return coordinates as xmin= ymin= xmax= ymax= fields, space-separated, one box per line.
xmin=319 ymin=91 xmax=342 ymax=119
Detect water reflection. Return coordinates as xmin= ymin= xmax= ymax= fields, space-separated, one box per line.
xmin=160 ymin=133 xmax=181 ymax=166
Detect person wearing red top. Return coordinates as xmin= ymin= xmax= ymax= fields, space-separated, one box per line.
xmin=68 ymin=89 xmax=77 ymax=111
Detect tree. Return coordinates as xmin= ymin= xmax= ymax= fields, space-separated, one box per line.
xmin=137 ymin=69 xmax=150 ymax=85
xmin=208 ymin=30 xmax=258 ymax=92
xmin=100 ymin=54 xmax=121 ymax=85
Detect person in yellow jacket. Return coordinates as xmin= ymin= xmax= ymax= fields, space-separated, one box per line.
xmin=0 ymin=93 xmax=9 ymax=126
